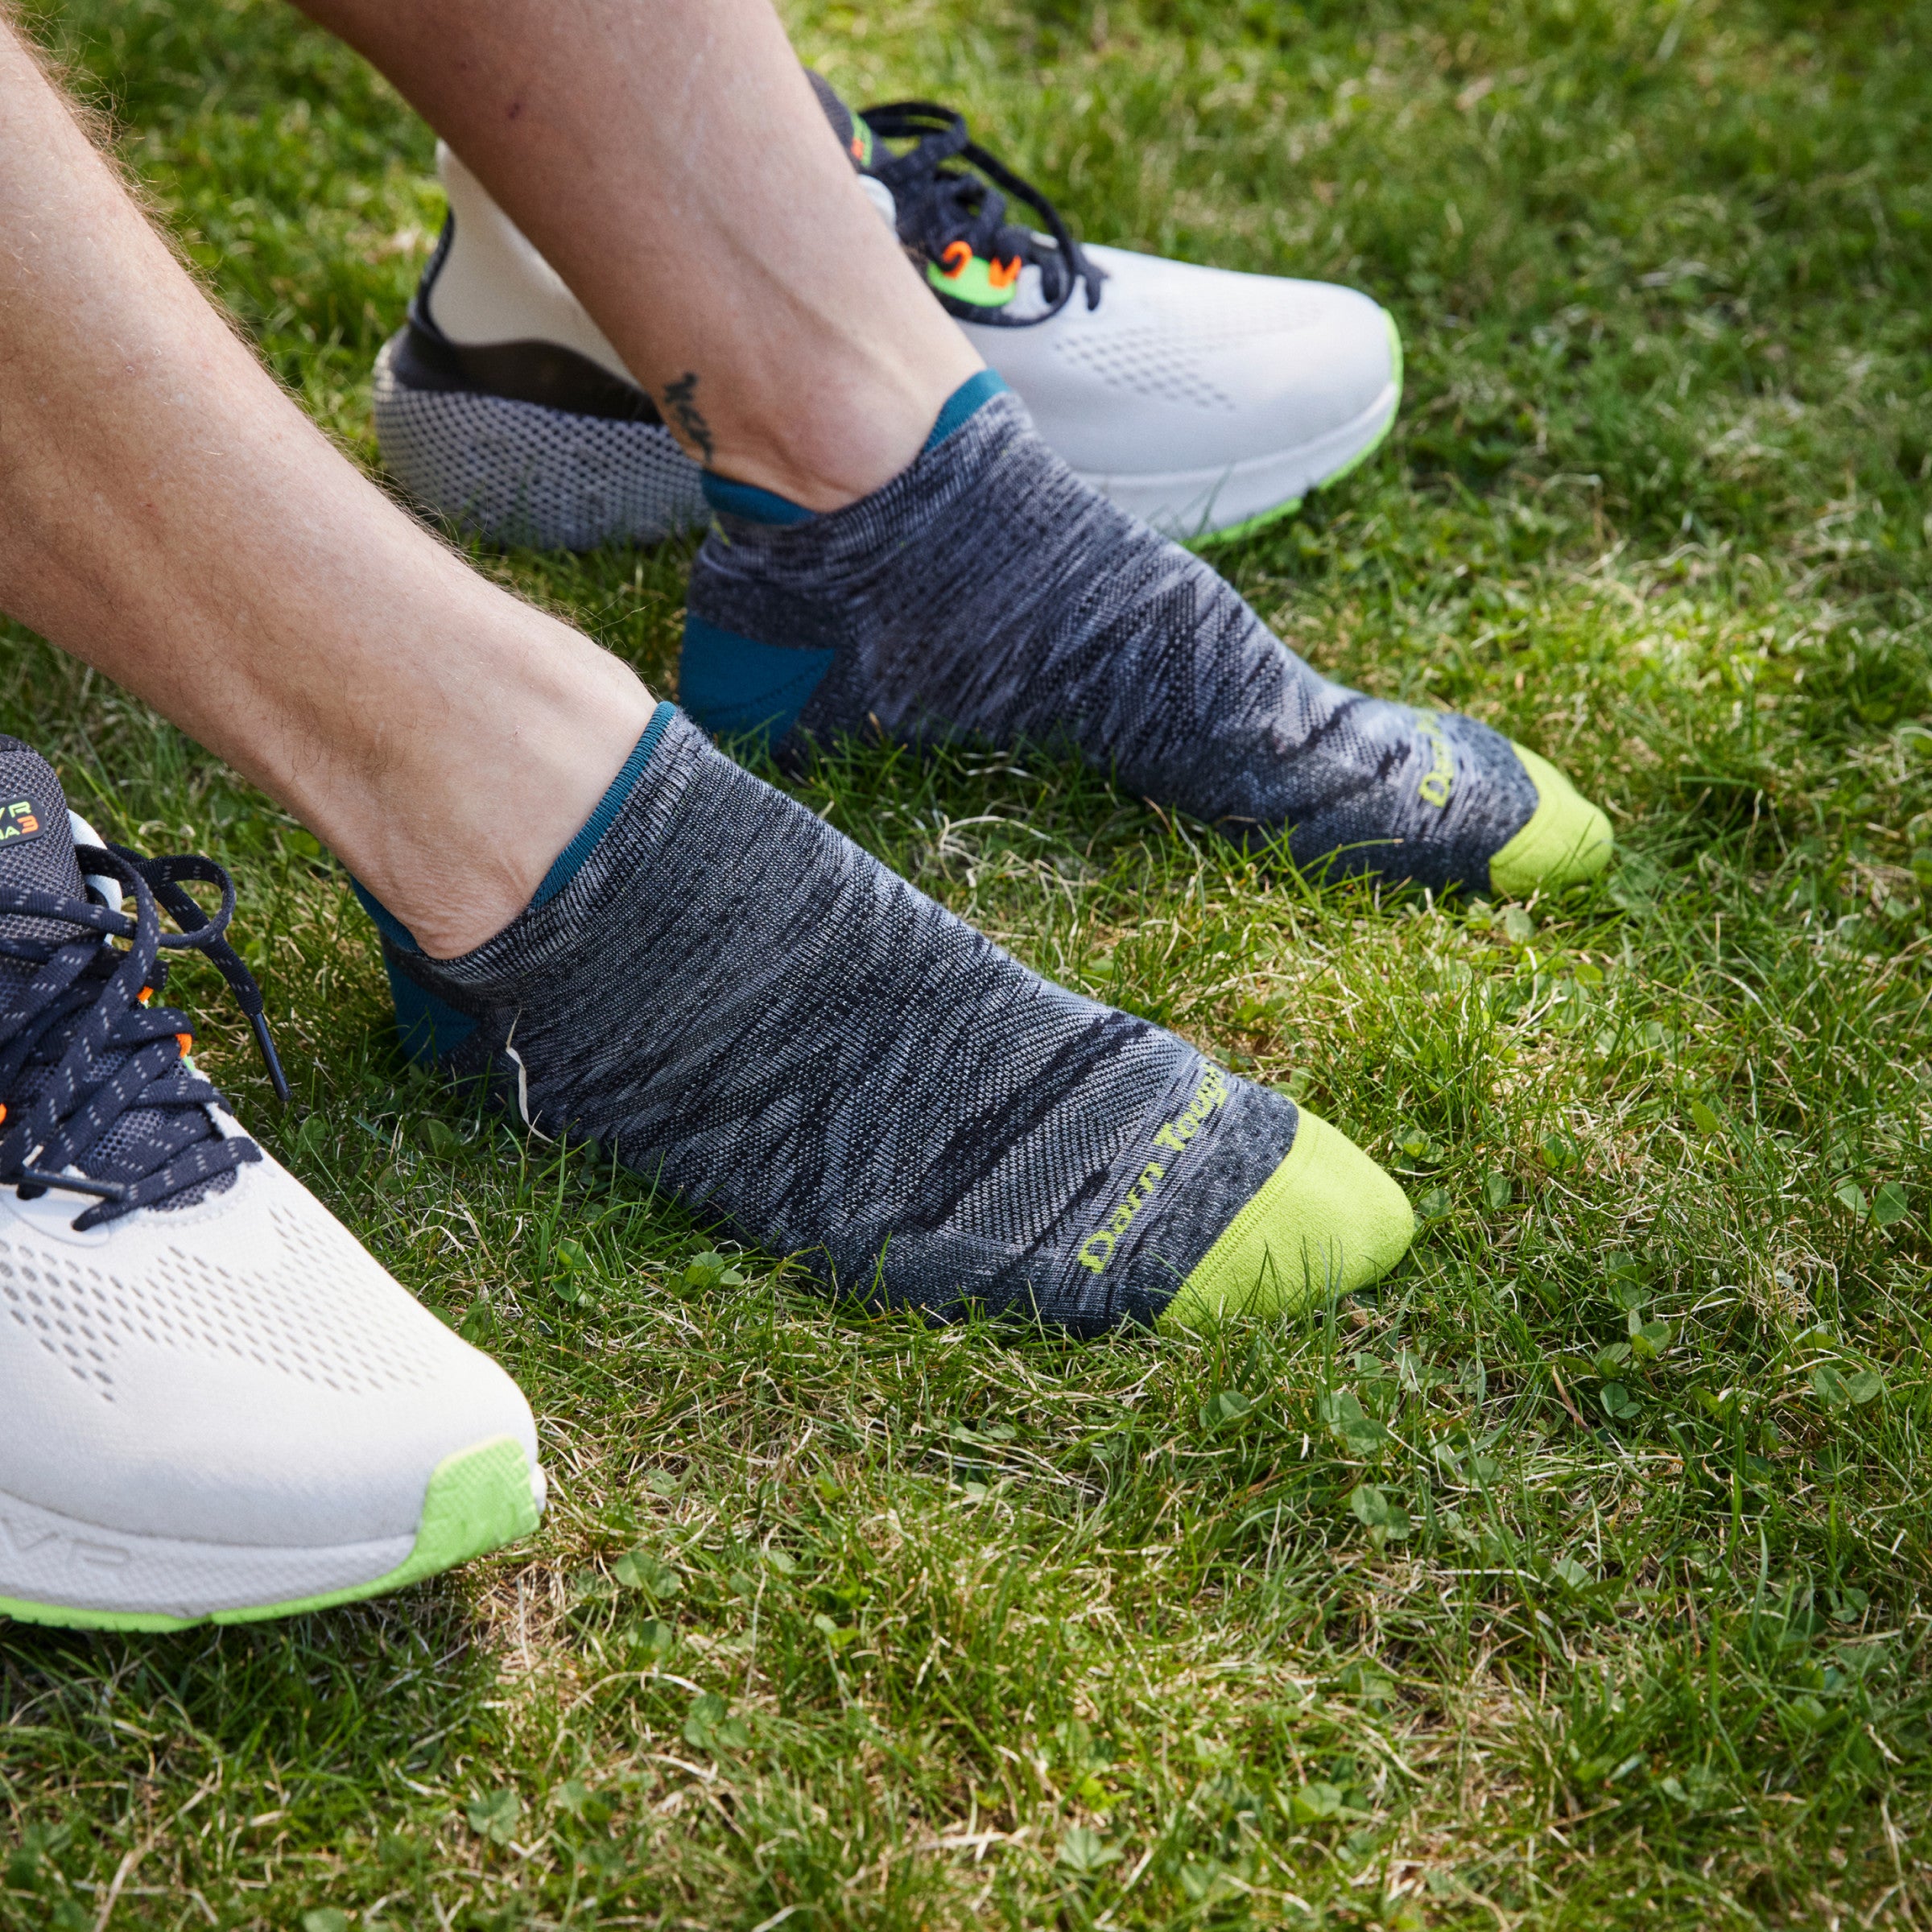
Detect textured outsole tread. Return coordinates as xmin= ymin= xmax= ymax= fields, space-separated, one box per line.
xmin=373 ymin=333 xmax=705 ymax=551
xmin=0 ymin=1436 xmax=543 ymax=1633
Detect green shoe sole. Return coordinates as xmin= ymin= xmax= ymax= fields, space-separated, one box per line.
xmin=1157 ymin=1107 xmax=1414 ymax=1331
xmin=0 ymin=1436 xmax=542 ymax=1634
xmin=1488 ymin=745 xmax=1614 ymax=898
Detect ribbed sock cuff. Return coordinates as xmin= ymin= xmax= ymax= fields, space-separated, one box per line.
xmin=531 ymin=700 xmax=675 ymax=908
xmin=923 ymin=368 xmax=1009 ymax=450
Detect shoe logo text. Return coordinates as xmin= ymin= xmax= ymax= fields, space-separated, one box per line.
xmin=0 ymin=799 xmax=43 ymax=844
xmin=0 ymin=1515 xmax=130 ymax=1572
xmin=1414 ymin=714 xmax=1455 ymax=809
xmin=1079 ymin=1067 xmax=1231 ymax=1275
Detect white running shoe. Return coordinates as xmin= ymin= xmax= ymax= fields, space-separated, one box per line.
xmin=0 ymin=738 xmax=544 ymax=1631
xmin=372 ymin=85 xmax=1400 ymax=550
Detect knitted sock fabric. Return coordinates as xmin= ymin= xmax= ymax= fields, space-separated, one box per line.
xmin=683 ymin=382 xmax=1609 ymax=897
xmin=366 ymin=707 xmax=1411 ymax=1335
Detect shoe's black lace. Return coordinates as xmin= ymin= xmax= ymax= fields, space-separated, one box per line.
xmin=0 ymin=843 xmax=288 ymax=1232
xmin=861 ymin=101 xmax=1106 ymax=328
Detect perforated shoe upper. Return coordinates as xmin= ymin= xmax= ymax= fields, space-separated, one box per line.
xmin=962 ymin=244 xmax=1397 ymax=481
xmin=0 ymin=744 xmax=536 ymax=1555
xmin=0 ymin=1137 xmax=536 ymax=1547
xmin=401 ymin=142 xmax=1397 ymax=539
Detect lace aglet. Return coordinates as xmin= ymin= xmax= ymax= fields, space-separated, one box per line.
xmin=16 ymin=1166 xmax=128 ymax=1203
xmin=251 ymin=1012 xmax=291 ymax=1105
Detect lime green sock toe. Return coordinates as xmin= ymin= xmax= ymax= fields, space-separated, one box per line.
xmin=1488 ymin=745 xmax=1613 ymax=898
xmin=1156 ymin=1109 xmax=1414 ymax=1331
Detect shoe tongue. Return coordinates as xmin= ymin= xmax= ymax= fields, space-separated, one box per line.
xmin=0 ymin=737 xmax=84 ymax=918
xmin=805 ymin=68 xmax=872 ymax=168
xmin=0 ymin=737 xmax=230 ymax=1210
xmin=803 ymin=69 xmax=897 ymax=233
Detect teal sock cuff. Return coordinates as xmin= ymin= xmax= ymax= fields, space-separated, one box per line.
xmin=349 ymin=700 xmax=677 ymax=950
xmin=700 ymin=473 xmax=817 ymax=525
xmin=532 ymin=700 xmax=676 ymax=907
xmin=699 ymin=370 xmax=1011 ymax=526
xmin=924 ymin=369 xmax=1009 ymax=450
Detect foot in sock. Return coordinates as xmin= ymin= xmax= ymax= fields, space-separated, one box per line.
xmin=365 ymin=705 xmax=1414 ymax=1336
xmin=681 ymin=378 xmax=1611 ymax=899
xmin=0 ymin=738 xmax=543 ymax=1631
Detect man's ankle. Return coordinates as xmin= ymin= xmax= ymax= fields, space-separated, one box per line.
xmin=695 ymin=345 xmax=985 ymax=511
xmin=328 ymin=667 xmax=661 ymax=958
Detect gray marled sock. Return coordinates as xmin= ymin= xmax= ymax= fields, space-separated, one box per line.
xmin=369 ymin=708 xmax=1358 ymax=1335
xmin=682 ymin=382 xmax=1542 ymax=896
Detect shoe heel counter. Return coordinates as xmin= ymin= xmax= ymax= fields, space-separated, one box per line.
xmin=410 ymin=209 xmax=456 ymax=322
xmin=429 ymin=142 xmax=634 ymax=385
xmin=679 ymin=614 xmax=835 ymax=749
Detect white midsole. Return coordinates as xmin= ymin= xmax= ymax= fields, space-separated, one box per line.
xmin=1078 ymin=378 xmax=1401 ymax=539
xmin=0 ymin=1484 xmax=413 ymax=1619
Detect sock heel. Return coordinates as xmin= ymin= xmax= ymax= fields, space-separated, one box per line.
xmin=679 ymin=616 xmax=836 ymax=748
xmin=383 ymin=956 xmax=477 ymax=1064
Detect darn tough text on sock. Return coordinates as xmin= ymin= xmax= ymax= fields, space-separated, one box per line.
xmin=1077 ymin=1067 xmax=1232 ymax=1275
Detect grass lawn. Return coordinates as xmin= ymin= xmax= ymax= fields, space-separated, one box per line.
xmin=5 ymin=0 xmax=1932 ymax=1924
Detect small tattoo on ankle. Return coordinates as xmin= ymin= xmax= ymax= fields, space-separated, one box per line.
xmin=662 ymin=372 xmax=716 ymax=464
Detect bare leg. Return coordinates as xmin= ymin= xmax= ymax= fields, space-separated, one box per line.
xmin=0 ymin=23 xmax=653 ymax=958
xmin=295 ymin=0 xmax=982 ymax=510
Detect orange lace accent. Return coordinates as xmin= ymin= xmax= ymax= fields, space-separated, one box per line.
xmin=938 ymin=239 xmax=972 ymax=279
